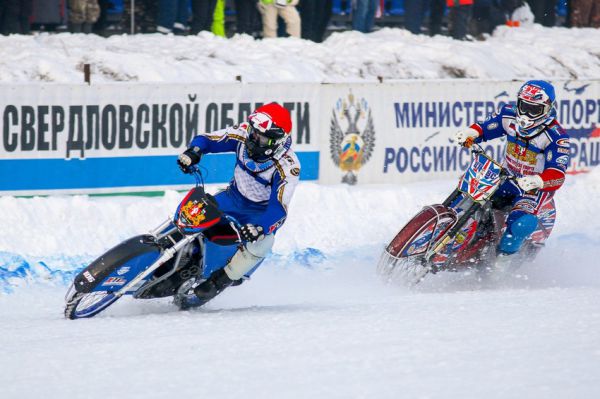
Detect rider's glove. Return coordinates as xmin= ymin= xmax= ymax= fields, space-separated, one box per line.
xmin=454 ymin=128 xmax=480 ymax=148
xmin=177 ymin=148 xmax=201 ymax=174
xmin=516 ymin=174 xmax=544 ymax=192
xmin=239 ymin=224 xmax=265 ymax=243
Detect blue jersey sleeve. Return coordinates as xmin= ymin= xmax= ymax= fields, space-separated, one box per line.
xmin=544 ymin=137 xmax=571 ymax=173
xmin=539 ymin=126 xmax=570 ymax=191
xmin=473 ymin=105 xmax=515 ymax=143
xmin=188 ymin=127 xmax=244 ymax=154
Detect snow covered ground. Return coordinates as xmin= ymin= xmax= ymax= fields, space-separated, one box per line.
xmin=1 ymin=25 xmax=600 ymax=83
xmin=1 ymin=167 xmax=600 ymax=398
xmin=2 ymin=23 xmax=600 ymax=398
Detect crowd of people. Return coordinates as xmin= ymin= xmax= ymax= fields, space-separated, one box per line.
xmin=1 ymin=1 xmax=598 ymax=40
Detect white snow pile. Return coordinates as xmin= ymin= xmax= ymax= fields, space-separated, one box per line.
xmin=1 ymin=25 xmax=600 ymax=83
xmin=1 ymin=173 xmax=600 ymax=399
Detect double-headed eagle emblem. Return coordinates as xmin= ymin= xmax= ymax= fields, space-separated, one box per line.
xmin=330 ymin=92 xmax=376 ymax=185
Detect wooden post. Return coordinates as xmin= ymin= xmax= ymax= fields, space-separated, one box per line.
xmin=84 ymin=64 xmax=91 ymax=85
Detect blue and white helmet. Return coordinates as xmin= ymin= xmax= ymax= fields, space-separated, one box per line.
xmin=515 ymin=80 xmax=556 ymax=138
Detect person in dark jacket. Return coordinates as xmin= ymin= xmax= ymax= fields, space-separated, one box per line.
xmin=157 ymin=0 xmax=190 ymax=34
xmin=473 ymin=0 xmax=523 ymax=35
xmin=570 ymin=0 xmax=600 ymax=27
xmin=404 ymin=0 xmax=427 ymax=34
xmin=190 ymin=0 xmax=217 ymax=34
xmin=299 ymin=0 xmax=332 ymax=42
xmin=447 ymin=0 xmax=474 ymax=40
xmin=234 ymin=0 xmax=256 ymax=35
xmin=525 ymin=0 xmax=557 ymax=26
xmin=0 ymin=0 xmax=33 ymax=35
xmin=352 ymin=0 xmax=378 ymax=33
xmin=429 ymin=0 xmax=447 ymax=36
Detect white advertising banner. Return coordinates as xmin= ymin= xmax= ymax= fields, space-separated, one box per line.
xmin=2 ymin=79 xmax=598 ymax=195
xmin=319 ymin=80 xmax=600 ymax=185
xmin=0 ymin=83 xmax=321 ymax=195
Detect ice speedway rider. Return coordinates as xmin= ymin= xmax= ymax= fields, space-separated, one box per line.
xmin=454 ymin=80 xmax=571 ymax=260
xmin=175 ymin=102 xmax=300 ymax=307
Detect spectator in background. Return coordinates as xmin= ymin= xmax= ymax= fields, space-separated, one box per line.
xmin=299 ymin=0 xmax=333 ymax=42
xmin=352 ymin=0 xmax=378 ymax=33
xmin=69 ymin=0 xmax=101 ymax=33
xmin=0 ymin=0 xmax=33 ymax=35
xmin=212 ymin=0 xmax=226 ymax=36
xmin=525 ymin=0 xmax=557 ymax=26
xmin=570 ymin=0 xmax=600 ymax=27
xmin=30 ymin=0 xmax=67 ymax=32
xmin=157 ymin=0 xmax=190 ymax=34
xmin=404 ymin=0 xmax=428 ymax=34
xmin=190 ymin=0 xmax=217 ymax=34
xmin=258 ymin=0 xmax=301 ymax=38
xmin=124 ymin=0 xmax=159 ymax=33
xmin=447 ymin=0 xmax=473 ymax=39
xmin=430 ymin=0 xmax=447 ymax=36
xmin=473 ymin=0 xmax=511 ymax=35
xmin=235 ymin=0 xmax=257 ymax=35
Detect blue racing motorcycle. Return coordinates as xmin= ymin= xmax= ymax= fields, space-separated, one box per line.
xmin=64 ymin=168 xmax=242 ymax=319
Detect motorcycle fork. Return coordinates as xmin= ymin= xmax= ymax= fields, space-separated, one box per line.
xmin=139 ymin=220 xmax=209 ymax=298
xmin=425 ymin=196 xmax=480 ymax=263
xmin=118 ymin=219 xmax=202 ymax=299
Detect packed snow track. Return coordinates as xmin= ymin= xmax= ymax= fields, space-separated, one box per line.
xmin=1 ymin=175 xmax=600 ymax=398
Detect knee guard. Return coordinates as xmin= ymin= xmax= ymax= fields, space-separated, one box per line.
xmin=498 ymin=213 xmax=538 ymax=255
xmin=224 ymin=234 xmax=275 ymax=280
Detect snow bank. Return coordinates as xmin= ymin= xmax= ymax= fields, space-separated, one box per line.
xmin=1 ymin=25 xmax=600 ymax=83
xmin=1 ymin=174 xmax=600 ymax=399
xmin=2 ymin=164 xmax=600 ymax=292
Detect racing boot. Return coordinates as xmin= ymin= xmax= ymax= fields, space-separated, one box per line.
xmin=176 ymin=235 xmax=274 ymax=310
xmin=174 ymin=268 xmax=235 ymax=310
xmin=193 ymin=268 xmax=234 ymax=304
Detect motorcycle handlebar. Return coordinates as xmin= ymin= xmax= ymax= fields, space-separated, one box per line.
xmin=469 ymin=143 xmax=516 ymax=182
xmin=186 ymin=165 xmax=205 ymax=188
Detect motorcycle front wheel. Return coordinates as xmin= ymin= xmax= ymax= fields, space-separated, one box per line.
xmin=64 ymin=284 xmax=120 ymax=319
xmin=377 ymin=205 xmax=456 ymax=285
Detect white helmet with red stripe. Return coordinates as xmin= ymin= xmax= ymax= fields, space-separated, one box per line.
xmin=515 ymin=80 xmax=556 ymax=138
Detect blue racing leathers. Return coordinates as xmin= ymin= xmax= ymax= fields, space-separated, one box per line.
xmin=188 ymin=122 xmax=301 ymax=234
xmin=470 ymin=104 xmax=571 ymax=254
xmin=186 ymin=122 xmax=301 ymax=279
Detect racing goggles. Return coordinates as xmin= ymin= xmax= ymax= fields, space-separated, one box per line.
xmin=517 ymin=99 xmax=546 ymax=119
xmin=248 ymin=125 xmax=284 ymax=148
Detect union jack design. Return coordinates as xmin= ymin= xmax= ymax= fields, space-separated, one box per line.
xmin=530 ymin=198 xmax=557 ymax=244
xmin=520 ymin=84 xmax=548 ymax=103
xmin=459 ymin=153 xmax=502 ymax=202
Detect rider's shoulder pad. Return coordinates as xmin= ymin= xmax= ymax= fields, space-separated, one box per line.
xmin=277 ymin=151 xmax=301 ymax=177
xmin=546 ymin=122 xmax=568 ymax=140
xmin=499 ymin=104 xmax=517 ymax=118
